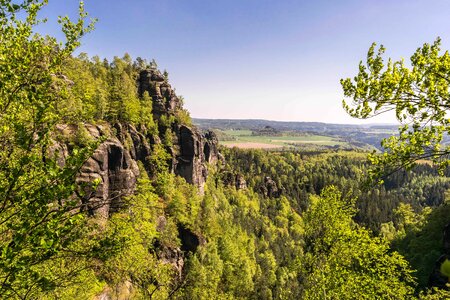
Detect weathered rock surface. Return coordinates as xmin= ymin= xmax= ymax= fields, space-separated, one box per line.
xmin=56 ymin=124 xmax=140 ymax=218
xmin=57 ymin=68 xmax=220 ymax=217
xmin=69 ymin=123 xmax=218 ymax=217
xmin=222 ymin=172 xmax=247 ymax=190
xmin=137 ymin=69 xmax=181 ymax=117
xmin=260 ymin=176 xmax=282 ymax=198
xmin=203 ymin=131 xmax=219 ymax=165
xmin=156 ymin=243 xmax=185 ymax=279
xmin=175 ymin=125 xmax=215 ymax=194
xmin=137 ymin=69 xmax=219 ymax=194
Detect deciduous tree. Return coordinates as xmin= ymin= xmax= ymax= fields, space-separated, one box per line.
xmin=0 ymin=1 xmax=98 ymax=297
xmin=342 ymin=38 xmax=450 ymax=180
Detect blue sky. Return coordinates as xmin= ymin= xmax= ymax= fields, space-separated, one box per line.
xmin=38 ymin=0 xmax=450 ymax=124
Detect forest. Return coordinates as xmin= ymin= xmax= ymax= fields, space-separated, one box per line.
xmin=1 ymin=1 xmax=450 ymax=299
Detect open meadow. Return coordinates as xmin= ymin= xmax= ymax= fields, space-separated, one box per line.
xmin=219 ymin=129 xmax=348 ymax=149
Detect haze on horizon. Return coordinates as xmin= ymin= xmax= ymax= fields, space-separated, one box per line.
xmin=38 ymin=0 xmax=450 ymax=124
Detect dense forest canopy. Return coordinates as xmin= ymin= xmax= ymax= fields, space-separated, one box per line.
xmin=0 ymin=1 xmax=450 ymax=299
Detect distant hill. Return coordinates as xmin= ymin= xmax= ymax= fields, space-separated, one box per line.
xmin=193 ymin=118 xmax=398 ymax=132
xmin=193 ymin=118 xmax=399 ymax=150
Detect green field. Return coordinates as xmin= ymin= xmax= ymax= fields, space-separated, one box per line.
xmin=219 ymin=129 xmax=347 ymax=149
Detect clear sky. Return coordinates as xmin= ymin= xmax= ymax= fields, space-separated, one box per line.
xmin=37 ymin=0 xmax=450 ymax=124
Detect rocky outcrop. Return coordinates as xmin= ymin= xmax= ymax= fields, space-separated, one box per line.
xmin=55 ymin=67 xmax=220 ymax=217
xmin=56 ymin=124 xmax=141 ymax=218
xmin=203 ymin=131 xmax=219 ymax=165
xmin=235 ymin=174 xmax=247 ymax=190
xmin=153 ymin=217 xmax=205 ymax=279
xmin=174 ymin=125 xmax=216 ymax=194
xmin=137 ymin=69 xmax=219 ymax=194
xmin=222 ymin=172 xmax=247 ymax=190
xmin=71 ymin=123 xmax=219 ymax=217
xmin=428 ymin=223 xmax=450 ymax=289
xmin=260 ymin=176 xmax=282 ymax=198
xmin=138 ymin=69 xmax=181 ymax=117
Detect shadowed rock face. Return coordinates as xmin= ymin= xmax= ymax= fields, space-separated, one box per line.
xmin=174 ymin=125 xmax=219 ymax=193
xmin=175 ymin=125 xmax=211 ymax=194
xmin=71 ymin=123 xmax=219 ymax=217
xmin=137 ymin=69 xmax=181 ymax=117
xmin=177 ymin=224 xmax=206 ymax=253
xmin=222 ymin=172 xmax=247 ymax=190
xmin=61 ymin=124 xmax=140 ymax=218
xmin=204 ymin=131 xmax=219 ymax=164
xmin=137 ymin=69 xmax=219 ymax=194
xmin=62 ymin=68 xmax=220 ymax=217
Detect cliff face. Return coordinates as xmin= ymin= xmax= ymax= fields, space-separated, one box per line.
xmin=137 ymin=68 xmax=220 ymax=194
xmin=63 ymin=68 xmax=219 ymax=218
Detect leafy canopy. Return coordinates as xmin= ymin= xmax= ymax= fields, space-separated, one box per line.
xmin=0 ymin=0 xmax=101 ymax=298
xmin=342 ymin=38 xmax=450 ymax=180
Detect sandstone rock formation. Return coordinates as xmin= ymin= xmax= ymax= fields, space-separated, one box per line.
xmin=50 ymin=66 xmax=220 ymax=297
xmin=260 ymin=176 xmax=282 ymax=198
xmin=56 ymin=124 xmax=140 ymax=218
xmin=137 ymin=69 xmax=219 ymax=194
xmin=175 ymin=125 xmax=213 ymax=194
xmin=222 ymin=172 xmax=247 ymax=190
xmin=59 ymin=68 xmax=219 ymax=218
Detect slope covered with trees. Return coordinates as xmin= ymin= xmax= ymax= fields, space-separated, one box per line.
xmin=1 ymin=1 xmax=450 ymax=299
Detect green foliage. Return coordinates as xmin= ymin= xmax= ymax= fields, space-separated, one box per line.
xmin=389 ymin=202 xmax=450 ymax=288
xmin=0 ymin=1 xmax=105 ymax=297
xmin=107 ymin=55 xmax=141 ymax=123
xmin=100 ymin=170 xmax=175 ymax=299
xmin=60 ymin=52 xmax=177 ymax=132
xmin=222 ymin=147 xmax=450 ymax=233
xmin=140 ymin=91 xmax=158 ymax=134
xmin=342 ymin=38 xmax=450 ymax=181
xmin=301 ymin=186 xmax=416 ymax=299
xmin=60 ymin=54 xmax=108 ymax=121
xmin=419 ymin=286 xmax=450 ymax=299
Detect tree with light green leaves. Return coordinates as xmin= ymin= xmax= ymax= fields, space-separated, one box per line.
xmin=0 ymin=1 xmax=106 ymax=298
xmin=342 ymin=38 xmax=450 ymax=181
xmin=301 ymin=186 xmax=416 ymax=299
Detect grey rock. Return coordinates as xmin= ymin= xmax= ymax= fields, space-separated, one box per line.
xmin=174 ymin=125 xmax=218 ymax=194
xmin=222 ymin=172 xmax=247 ymax=190
xmin=261 ymin=176 xmax=282 ymax=198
